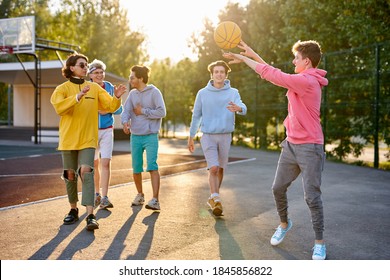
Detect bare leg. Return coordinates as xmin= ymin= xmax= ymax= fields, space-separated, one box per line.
xmin=218 ymin=167 xmax=224 ymax=191
xmin=208 ymin=166 xmax=220 ymax=194
xmin=133 ymin=173 xmax=143 ymax=194
xmin=99 ymin=158 xmax=111 ymax=197
xmin=149 ymin=170 xmax=160 ymax=199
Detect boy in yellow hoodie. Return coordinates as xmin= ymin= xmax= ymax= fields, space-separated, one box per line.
xmin=51 ymin=53 xmax=127 ymax=231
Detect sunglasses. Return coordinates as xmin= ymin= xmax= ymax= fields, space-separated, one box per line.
xmin=75 ymin=63 xmax=89 ymax=69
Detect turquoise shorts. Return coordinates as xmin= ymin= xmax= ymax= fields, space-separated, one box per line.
xmin=131 ymin=134 xmax=159 ymax=173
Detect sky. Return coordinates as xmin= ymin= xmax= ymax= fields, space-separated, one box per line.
xmin=120 ymin=0 xmax=250 ymax=62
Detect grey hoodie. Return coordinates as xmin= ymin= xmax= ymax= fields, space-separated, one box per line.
xmin=121 ymin=84 xmax=166 ymax=135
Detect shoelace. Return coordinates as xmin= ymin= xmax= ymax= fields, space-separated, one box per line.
xmin=273 ymin=227 xmax=285 ymax=238
xmin=313 ymin=245 xmax=325 ymax=255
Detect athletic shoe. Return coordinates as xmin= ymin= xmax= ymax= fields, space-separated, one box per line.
xmin=86 ymin=214 xmax=99 ymax=231
xmin=99 ymin=196 xmax=114 ymax=209
xmin=145 ymin=198 xmax=160 ymax=210
xmin=94 ymin=193 xmax=101 ymax=207
xmin=312 ymin=243 xmax=327 ymax=260
xmin=131 ymin=193 xmax=145 ymax=206
xmin=63 ymin=208 xmax=79 ymax=225
xmin=270 ymin=219 xmax=293 ymax=246
xmin=207 ymin=196 xmax=223 ymax=216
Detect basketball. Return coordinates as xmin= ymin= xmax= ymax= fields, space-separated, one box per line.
xmin=214 ymin=21 xmax=242 ymax=50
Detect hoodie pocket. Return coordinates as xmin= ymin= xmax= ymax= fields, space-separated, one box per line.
xmin=284 ymin=115 xmax=309 ymax=140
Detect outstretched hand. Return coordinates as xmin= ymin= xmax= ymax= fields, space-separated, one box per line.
xmin=114 ymin=84 xmax=127 ymax=98
xmin=222 ymin=51 xmax=245 ymax=64
xmin=237 ymin=41 xmax=257 ymax=59
xmin=223 ymin=40 xmax=267 ymax=68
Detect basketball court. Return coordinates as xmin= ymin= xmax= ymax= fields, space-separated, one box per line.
xmin=0 ymin=16 xmax=389 ymax=265
xmin=0 ymin=139 xmax=246 ymax=209
xmin=0 ymin=137 xmax=389 ymax=261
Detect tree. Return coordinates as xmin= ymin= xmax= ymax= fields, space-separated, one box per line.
xmin=47 ymin=0 xmax=147 ymax=77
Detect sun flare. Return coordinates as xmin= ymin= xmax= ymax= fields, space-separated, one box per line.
xmin=120 ymin=0 xmax=250 ymax=62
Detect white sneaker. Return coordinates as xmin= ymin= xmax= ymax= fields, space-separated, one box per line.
xmin=131 ymin=193 xmax=145 ymax=206
xmin=145 ymin=198 xmax=160 ymax=210
xmin=312 ymin=243 xmax=326 ymax=260
xmin=270 ymin=219 xmax=293 ymax=246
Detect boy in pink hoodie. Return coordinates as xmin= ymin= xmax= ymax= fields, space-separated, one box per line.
xmin=224 ymin=40 xmax=328 ymax=260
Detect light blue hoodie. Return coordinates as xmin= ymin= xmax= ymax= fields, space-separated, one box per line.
xmin=121 ymin=84 xmax=166 ymax=135
xmin=189 ymin=79 xmax=247 ymax=137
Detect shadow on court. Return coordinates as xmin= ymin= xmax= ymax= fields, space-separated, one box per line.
xmin=0 ymin=138 xmax=389 ymax=261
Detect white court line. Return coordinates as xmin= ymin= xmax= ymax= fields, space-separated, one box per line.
xmin=0 ymin=157 xmax=256 ymax=211
xmin=0 ymin=159 xmax=206 ymax=178
xmin=0 ymin=152 xmax=60 ymax=161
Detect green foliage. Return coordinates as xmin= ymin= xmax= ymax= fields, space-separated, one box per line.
xmin=188 ymin=0 xmax=390 ymax=163
xmin=0 ymin=0 xmax=147 ymax=76
xmin=1 ymin=0 xmax=389 ymax=167
xmin=149 ymin=58 xmax=197 ymax=138
xmin=0 ymin=83 xmax=10 ymax=123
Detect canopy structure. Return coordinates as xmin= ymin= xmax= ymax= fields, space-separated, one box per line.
xmin=1 ymin=16 xmax=78 ymax=143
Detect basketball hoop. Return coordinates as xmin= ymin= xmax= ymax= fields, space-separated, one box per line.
xmin=0 ymin=16 xmax=35 ymax=55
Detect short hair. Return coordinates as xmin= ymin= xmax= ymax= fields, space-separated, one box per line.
xmin=62 ymin=53 xmax=89 ymax=79
xmin=292 ymin=40 xmax=322 ymax=68
xmin=88 ymin=59 xmax=106 ymax=74
xmin=207 ymin=60 xmax=231 ymax=75
xmin=131 ymin=65 xmax=150 ymax=83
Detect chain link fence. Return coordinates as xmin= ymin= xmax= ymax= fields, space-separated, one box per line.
xmin=232 ymin=42 xmax=390 ymax=169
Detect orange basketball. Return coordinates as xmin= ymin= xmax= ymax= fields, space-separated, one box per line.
xmin=214 ymin=21 xmax=242 ymax=50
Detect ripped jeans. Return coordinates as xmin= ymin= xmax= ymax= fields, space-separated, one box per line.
xmin=61 ymin=148 xmax=95 ymax=206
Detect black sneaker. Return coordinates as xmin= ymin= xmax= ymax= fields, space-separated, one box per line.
xmin=63 ymin=208 xmax=79 ymax=225
xmin=86 ymin=214 xmax=99 ymax=231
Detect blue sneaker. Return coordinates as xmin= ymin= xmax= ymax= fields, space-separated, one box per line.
xmin=312 ymin=243 xmax=326 ymax=260
xmin=270 ymin=219 xmax=292 ymax=246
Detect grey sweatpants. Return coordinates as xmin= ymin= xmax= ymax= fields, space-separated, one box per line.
xmin=272 ymin=140 xmax=325 ymax=240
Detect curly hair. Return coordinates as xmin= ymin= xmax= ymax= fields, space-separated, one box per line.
xmin=62 ymin=53 xmax=89 ymax=79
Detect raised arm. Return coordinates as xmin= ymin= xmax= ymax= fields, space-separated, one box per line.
xmin=223 ymin=41 xmax=268 ymax=71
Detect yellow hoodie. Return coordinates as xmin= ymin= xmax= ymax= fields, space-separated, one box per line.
xmin=51 ymin=80 xmax=121 ymax=150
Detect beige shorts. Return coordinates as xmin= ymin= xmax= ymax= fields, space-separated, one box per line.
xmin=94 ymin=127 xmax=114 ymax=160
xmin=200 ymin=133 xmax=232 ymax=169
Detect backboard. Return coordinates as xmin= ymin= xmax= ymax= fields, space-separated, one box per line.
xmin=0 ymin=16 xmax=35 ymax=54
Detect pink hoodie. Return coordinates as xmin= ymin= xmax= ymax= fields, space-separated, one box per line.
xmin=255 ymin=64 xmax=328 ymax=144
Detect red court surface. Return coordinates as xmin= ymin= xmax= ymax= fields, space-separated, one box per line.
xmin=0 ymin=150 xmax=244 ymax=208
